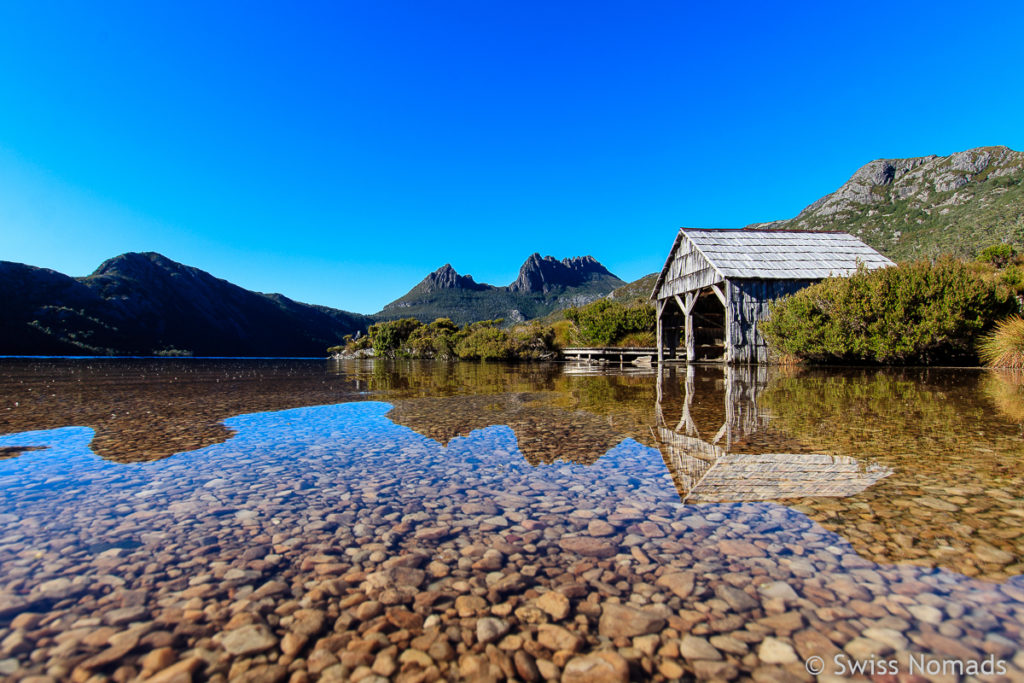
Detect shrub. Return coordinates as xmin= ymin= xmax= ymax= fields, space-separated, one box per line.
xmin=978 ymin=243 xmax=1017 ymax=268
xmin=760 ymin=259 xmax=1016 ymax=364
xmin=368 ymin=318 xmax=422 ymax=356
xmin=455 ymin=323 xmax=515 ymax=361
xmin=1001 ymin=265 xmax=1024 ymax=292
xmin=564 ymin=299 xmax=656 ymax=346
xmin=509 ymin=323 xmax=559 ymax=360
xmin=407 ymin=318 xmax=461 ymax=359
xmin=355 ymin=317 xmax=557 ymax=361
xmin=550 ymin=319 xmax=576 ymax=348
xmin=977 ymin=315 xmax=1024 ymax=368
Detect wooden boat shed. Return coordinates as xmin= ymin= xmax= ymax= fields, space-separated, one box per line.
xmin=651 ymin=228 xmax=893 ymax=364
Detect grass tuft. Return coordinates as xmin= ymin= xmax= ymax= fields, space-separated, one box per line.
xmin=978 ymin=315 xmax=1024 ymax=368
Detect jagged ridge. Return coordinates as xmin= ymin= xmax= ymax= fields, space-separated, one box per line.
xmin=378 ymin=253 xmax=624 ymax=325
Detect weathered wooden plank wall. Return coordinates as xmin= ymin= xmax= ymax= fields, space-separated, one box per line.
xmin=727 ymin=279 xmax=815 ymax=363
xmin=658 ymin=239 xmax=722 ymax=298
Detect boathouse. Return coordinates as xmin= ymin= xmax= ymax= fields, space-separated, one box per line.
xmin=651 ymin=228 xmax=893 ymax=364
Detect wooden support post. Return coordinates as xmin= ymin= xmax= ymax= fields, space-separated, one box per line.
xmin=683 ymin=291 xmax=695 ymax=362
xmin=656 ymin=299 xmax=664 ymax=367
xmin=724 ymin=281 xmax=732 ymax=364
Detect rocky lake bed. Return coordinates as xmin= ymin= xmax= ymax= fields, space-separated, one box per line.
xmin=0 ymin=359 xmax=1022 ymax=682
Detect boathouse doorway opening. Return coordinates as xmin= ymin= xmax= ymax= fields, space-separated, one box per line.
xmin=691 ymin=289 xmax=725 ymax=362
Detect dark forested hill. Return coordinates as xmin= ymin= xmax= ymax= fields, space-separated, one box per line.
xmin=0 ymin=252 xmax=370 ymax=356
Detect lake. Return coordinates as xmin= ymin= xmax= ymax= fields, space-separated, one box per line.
xmin=0 ymin=359 xmax=1022 ymax=682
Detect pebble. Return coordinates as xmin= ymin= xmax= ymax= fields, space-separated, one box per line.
xmin=475 ymin=617 xmax=509 ymax=644
xmin=598 ymin=603 xmax=666 ymax=638
xmin=655 ymin=571 xmax=695 ymax=599
xmin=559 ymin=537 xmax=617 ymax=558
xmin=220 ymin=624 xmax=278 ymax=656
xmin=680 ymin=635 xmax=723 ymax=661
xmin=537 ymin=624 xmax=582 ymax=653
xmin=757 ymin=637 xmax=798 ymax=664
xmin=537 ymin=591 xmax=571 ymax=620
xmin=561 ymin=652 xmax=629 ymax=683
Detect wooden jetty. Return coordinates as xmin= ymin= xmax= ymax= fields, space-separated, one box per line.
xmin=560 ymin=347 xmax=683 ymax=366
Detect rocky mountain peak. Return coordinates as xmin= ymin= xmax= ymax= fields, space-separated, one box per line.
xmin=508 ymin=253 xmax=619 ymax=294
xmin=414 ymin=264 xmax=488 ymax=294
xmin=560 ymin=255 xmax=613 ymax=277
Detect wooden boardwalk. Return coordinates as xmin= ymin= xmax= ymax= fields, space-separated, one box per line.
xmin=561 ymin=347 xmax=685 ymax=364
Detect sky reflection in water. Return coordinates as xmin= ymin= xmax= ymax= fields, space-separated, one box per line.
xmin=1 ymin=363 xmax=1023 ymax=679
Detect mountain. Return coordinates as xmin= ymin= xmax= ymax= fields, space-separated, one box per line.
xmin=509 ymin=254 xmax=617 ymax=294
xmin=404 ymin=263 xmax=490 ymax=294
xmin=748 ymin=145 xmax=1024 ymax=260
xmin=605 ymin=272 xmax=659 ymax=302
xmin=0 ymin=252 xmax=371 ymax=356
xmin=378 ymin=253 xmax=625 ymax=325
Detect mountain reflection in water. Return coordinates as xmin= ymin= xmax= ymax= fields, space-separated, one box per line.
xmin=1 ymin=359 xmax=1023 ymax=583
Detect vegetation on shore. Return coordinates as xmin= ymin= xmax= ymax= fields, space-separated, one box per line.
xmin=330 ymin=317 xmax=559 ymax=361
xmin=978 ymin=316 xmax=1024 ymax=368
xmin=331 ymin=243 xmax=1024 ymax=367
xmin=563 ymin=299 xmax=656 ymax=346
xmin=760 ymin=257 xmax=1018 ymax=364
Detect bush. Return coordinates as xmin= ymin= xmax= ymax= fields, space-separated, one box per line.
xmin=564 ymin=299 xmax=656 ymax=346
xmin=510 ymin=323 xmax=559 ymax=360
xmin=550 ymin=319 xmax=576 ymax=348
xmin=978 ymin=243 xmax=1017 ymax=268
xmin=367 ymin=318 xmax=422 ymax=356
xmin=978 ymin=315 xmax=1024 ymax=368
xmin=407 ymin=318 xmax=460 ymax=359
xmin=760 ymin=259 xmax=1016 ymax=364
xmin=1001 ymin=265 xmax=1024 ymax=292
xmin=350 ymin=317 xmax=558 ymax=361
xmin=455 ymin=324 xmax=515 ymax=361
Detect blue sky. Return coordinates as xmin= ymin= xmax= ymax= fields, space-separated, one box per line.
xmin=1 ymin=2 xmax=1022 ymax=313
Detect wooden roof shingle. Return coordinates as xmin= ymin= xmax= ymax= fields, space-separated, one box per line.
xmin=685 ymin=228 xmax=893 ymax=279
xmin=653 ymin=228 xmax=894 ymax=297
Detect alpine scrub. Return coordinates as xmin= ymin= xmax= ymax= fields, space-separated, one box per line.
xmin=760 ymin=259 xmax=1016 ymax=364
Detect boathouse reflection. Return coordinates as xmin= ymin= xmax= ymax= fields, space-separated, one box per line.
xmin=653 ymin=366 xmax=892 ymax=503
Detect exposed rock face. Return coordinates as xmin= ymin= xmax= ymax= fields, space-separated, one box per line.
xmin=747 ymin=145 xmax=1024 ymax=260
xmin=508 ymin=253 xmax=615 ymax=294
xmin=377 ymin=254 xmax=624 ymax=325
xmin=0 ymin=252 xmax=371 ymax=356
xmin=412 ymin=264 xmax=490 ymax=294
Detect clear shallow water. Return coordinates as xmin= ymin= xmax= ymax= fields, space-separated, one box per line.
xmin=0 ymin=360 xmax=1022 ymax=681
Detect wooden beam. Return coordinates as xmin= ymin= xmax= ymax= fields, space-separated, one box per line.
xmin=709 ymin=283 xmax=727 ymax=307
xmin=684 ymin=291 xmax=697 ymax=314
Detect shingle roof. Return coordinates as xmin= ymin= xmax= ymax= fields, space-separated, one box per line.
xmin=682 ymin=228 xmax=893 ymax=279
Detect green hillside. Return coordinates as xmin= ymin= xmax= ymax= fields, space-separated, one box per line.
xmin=748 ymin=146 xmax=1024 ymax=260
